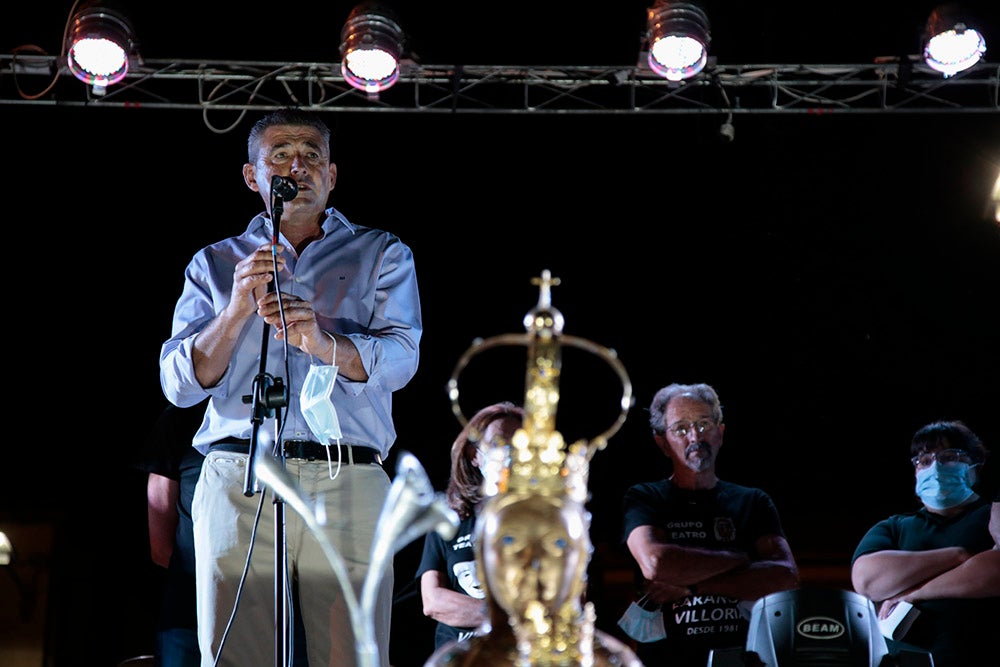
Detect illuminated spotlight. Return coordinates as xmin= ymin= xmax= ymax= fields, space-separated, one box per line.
xmin=65 ymin=2 xmax=135 ymax=94
xmin=0 ymin=531 xmax=12 ymax=566
xmin=646 ymin=0 xmax=711 ymax=82
xmin=922 ymin=4 xmax=987 ymax=77
xmin=989 ymin=170 xmax=1000 ymax=224
xmin=339 ymin=1 xmax=405 ymax=96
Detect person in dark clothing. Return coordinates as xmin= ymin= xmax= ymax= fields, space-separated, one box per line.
xmin=620 ymin=382 xmax=799 ymax=667
xmin=415 ymin=401 xmax=524 ymax=652
xmin=135 ymin=402 xmax=205 ymax=667
xmin=852 ymin=419 xmax=1000 ymax=667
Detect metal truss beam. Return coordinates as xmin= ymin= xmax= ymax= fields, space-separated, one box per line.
xmin=3 ymin=54 xmax=998 ymax=121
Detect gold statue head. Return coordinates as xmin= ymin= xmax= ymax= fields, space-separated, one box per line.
xmin=436 ymin=270 xmax=636 ymax=666
xmin=477 ymin=491 xmax=591 ymax=623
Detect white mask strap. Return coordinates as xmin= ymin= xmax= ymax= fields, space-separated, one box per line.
xmin=325 ymin=441 xmax=343 ymax=481
xmin=323 ymin=333 xmax=342 ymax=480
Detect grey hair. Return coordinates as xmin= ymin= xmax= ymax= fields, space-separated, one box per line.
xmin=648 ymin=383 xmax=723 ymax=435
xmin=247 ymin=107 xmax=332 ymax=162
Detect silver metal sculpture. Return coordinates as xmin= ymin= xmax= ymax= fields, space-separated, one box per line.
xmin=255 ymin=448 xmax=459 ymax=667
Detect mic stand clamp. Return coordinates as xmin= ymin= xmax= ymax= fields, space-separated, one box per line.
xmin=242 ymin=374 xmax=288 ymax=496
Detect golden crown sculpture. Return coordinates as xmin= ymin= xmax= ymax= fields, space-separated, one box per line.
xmin=431 ymin=270 xmax=640 ymax=667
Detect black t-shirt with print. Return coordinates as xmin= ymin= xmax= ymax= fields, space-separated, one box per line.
xmin=416 ymin=514 xmax=485 ymax=649
xmin=621 ymin=479 xmax=787 ymax=667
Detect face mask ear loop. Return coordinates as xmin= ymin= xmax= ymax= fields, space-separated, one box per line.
xmin=326 ymin=331 xmax=337 ymax=367
xmin=322 ymin=332 xmax=343 ymax=481
xmin=325 ymin=443 xmax=343 ymax=481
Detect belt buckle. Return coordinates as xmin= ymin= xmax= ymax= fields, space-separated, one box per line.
xmin=285 ymin=440 xmax=311 ymax=460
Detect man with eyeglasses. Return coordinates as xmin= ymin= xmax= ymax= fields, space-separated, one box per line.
xmin=851 ymin=420 xmax=999 ymax=667
xmin=620 ymin=382 xmax=799 ymax=667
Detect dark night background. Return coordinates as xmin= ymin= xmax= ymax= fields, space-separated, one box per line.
xmin=1 ymin=1 xmax=999 ymax=665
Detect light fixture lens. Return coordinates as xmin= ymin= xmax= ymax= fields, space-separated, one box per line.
xmin=342 ymin=48 xmax=399 ymax=93
xmin=66 ymin=6 xmax=134 ymax=86
xmin=68 ymin=38 xmax=128 ymax=84
xmin=649 ymin=34 xmax=708 ymax=81
xmin=646 ymin=1 xmax=711 ymax=82
xmin=924 ymin=26 xmax=987 ymax=77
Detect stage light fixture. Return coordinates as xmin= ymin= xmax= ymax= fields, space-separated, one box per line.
xmin=339 ymin=1 xmax=405 ymax=96
xmin=922 ymin=4 xmax=987 ymax=77
xmin=0 ymin=531 xmax=12 ymax=566
xmin=989 ymin=170 xmax=1000 ymax=224
xmin=65 ymin=1 xmax=135 ymax=93
xmin=646 ymin=0 xmax=711 ymax=82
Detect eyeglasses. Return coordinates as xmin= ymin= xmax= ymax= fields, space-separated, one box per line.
xmin=667 ymin=418 xmax=716 ymax=438
xmin=911 ymin=449 xmax=972 ymax=469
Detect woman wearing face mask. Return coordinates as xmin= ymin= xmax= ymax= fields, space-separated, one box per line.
xmin=851 ymin=420 xmax=1000 ymax=667
xmin=414 ymin=402 xmax=525 ymax=656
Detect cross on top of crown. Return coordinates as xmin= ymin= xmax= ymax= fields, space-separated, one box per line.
xmin=531 ymin=270 xmax=561 ymax=309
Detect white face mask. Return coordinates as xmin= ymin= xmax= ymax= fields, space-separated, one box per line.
xmin=617 ymin=597 xmax=667 ymax=643
xmin=300 ymin=364 xmax=342 ymax=444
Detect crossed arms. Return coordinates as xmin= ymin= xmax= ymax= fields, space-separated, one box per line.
xmin=852 ymin=502 xmax=1000 ymax=619
xmin=627 ymin=526 xmax=800 ymax=604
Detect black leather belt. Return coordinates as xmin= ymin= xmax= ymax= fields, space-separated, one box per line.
xmin=210 ymin=438 xmax=381 ymax=465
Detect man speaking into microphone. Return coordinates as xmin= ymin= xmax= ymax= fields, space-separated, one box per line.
xmin=271 ymin=174 xmax=299 ymax=201
xmin=159 ymin=107 xmax=423 ymax=667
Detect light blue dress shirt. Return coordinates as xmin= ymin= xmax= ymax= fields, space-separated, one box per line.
xmin=160 ymin=207 xmax=422 ymax=458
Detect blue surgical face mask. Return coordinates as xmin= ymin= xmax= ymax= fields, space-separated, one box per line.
xmin=915 ymin=461 xmax=976 ymax=510
xmin=617 ymin=597 xmax=666 ymax=643
xmin=300 ymin=364 xmax=342 ymax=444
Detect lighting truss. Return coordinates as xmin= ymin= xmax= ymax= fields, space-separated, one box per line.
xmin=2 ymin=54 xmax=997 ymax=121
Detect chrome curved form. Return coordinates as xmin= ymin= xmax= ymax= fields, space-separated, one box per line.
xmin=255 ymin=448 xmax=458 ymax=667
xmin=361 ymin=451 xmax=459 ymax=628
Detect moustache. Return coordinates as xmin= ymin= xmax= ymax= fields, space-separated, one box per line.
xmin=685 ymin=442 xmax=710 ymax=457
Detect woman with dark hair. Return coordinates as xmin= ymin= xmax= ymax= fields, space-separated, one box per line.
xmin=415 ymin=402 xmax=524 ymax=651
xmin=852 ymin=419 xmax=1000 ymax=667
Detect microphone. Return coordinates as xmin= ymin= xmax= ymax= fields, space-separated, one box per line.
xmin=271 ymin=175 xmax=298 ymax=201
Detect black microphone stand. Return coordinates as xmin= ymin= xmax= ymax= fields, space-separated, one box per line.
xmin=241 ymin=176 xmax=296 ymax=667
